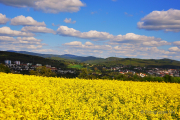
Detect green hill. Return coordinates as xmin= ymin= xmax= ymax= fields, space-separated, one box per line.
xmin=0 ymin=51 xmax=68 ymax=69
xmin=85 ymin=57 xmax=180 ymax=68
xmin=4 ymin=50 xmax=180 ymax=69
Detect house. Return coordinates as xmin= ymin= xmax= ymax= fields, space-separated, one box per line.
xmin=36 ymin=64 xmax=42 ymax=67
xmin=50 ymin=67 xmax=57 ymax=72
xmin=139 ymin=73 xmax=146 ymax=77
xmin=119 ymin=72 xmax=124 ymax=74
xmin=46 ymin=65 xmax=51 ymax=68
xmin=27 ymin=63 xmax=32 ymax=66
xmin=14 ymin=61 xmax=20 ymax=65
xmin=5 ymin=60 xmax=11 ymax=65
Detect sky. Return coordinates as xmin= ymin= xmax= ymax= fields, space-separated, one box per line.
xmin=0 ymin=0 xmax=180 ymax=60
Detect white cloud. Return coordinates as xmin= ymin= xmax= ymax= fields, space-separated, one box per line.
xmin=27 ymin=45 xmax=42 ymax=49
xmin=111 ymin=33 xmax=162 ymax=43
xmin=32 ymin=49 xmax=57 ymax=53
xmin=85 ymin=41 xmax=94 ymax=46
xmin=0 ymin=36 xmax=47 ymax=52
xmin=173 ymin=41 xmax=180 ymax=46
xmin=63 ymin=41 xmax=112 ymax=50
xmin=0 ymin=13 xmax=9 ymax=24
xmin=64 ymin=18 xmax=76 ymax=24
xmin=125 ymin=54 xmax=137 ymax=57
xmin=21 ymin=26 xmax=55 ymax=34
xmin=137 ymin=9 xmax=180 ymax=32
xmin=11 ymin=15 xmax=46 ymax=26
xmin=0 ymin=36 xmax=15 ymax=41
xmin=62 ymin=41 xmax=177 ymax=59
xmin=57 ymin=26 xmax=166 ymax=45
xmin=57 ymin=26 xmax=169 ymax=48
xmin=0 ymin=26 xmax=34 ymax=37
xmin=57 ymin=26 xmax=114 ymax=41
xmin=63 ymin=41 xmax=82 ymax=46
xmin=142 ymin=40 xmax=171 ymax=47
xmin=0 ymin=0 xmax=85 ymax=13
xmin=168 ymin=47 xmax=180 ymax=52
xmin=16 ymin=37 xmax=42 ymax=44
xmin=0 ymin=36 xmax=44 ymax=45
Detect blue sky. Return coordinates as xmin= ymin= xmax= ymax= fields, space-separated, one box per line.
xmin=0 ymin=0 xmax=180 ymax=60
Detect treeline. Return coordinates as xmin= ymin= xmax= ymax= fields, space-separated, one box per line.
xmin=29 ymin=66 xmax=79 ymax=78
xmin=1 ymin=64 xmax=180 ymax=83
xmin=0 ymin=64 xmax=78 ymax=78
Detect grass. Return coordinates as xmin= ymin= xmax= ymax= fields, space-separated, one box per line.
xmin=68 ymin=64 xmax=84 ymax=69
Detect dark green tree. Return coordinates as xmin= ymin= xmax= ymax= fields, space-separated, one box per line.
xmin=0 ymin=64 xmax=11 ymax=73
xmin=30 ymin=66 xmax=56 ymax=77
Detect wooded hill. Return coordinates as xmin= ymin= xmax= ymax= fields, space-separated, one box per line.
xmin=0 ymin=51 xmax=67 ymax=69
xmin=3 ymin=50 xmax=180 ymax=69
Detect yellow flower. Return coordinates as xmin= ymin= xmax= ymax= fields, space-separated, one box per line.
xmin=0 ymin=72 xmax=179 ymax=119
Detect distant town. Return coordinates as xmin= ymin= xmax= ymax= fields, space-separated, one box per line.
xmin=4 ymin=60 xmax=76 ymax=74
xmin=3 ymin=59 xmax=180 ymax=78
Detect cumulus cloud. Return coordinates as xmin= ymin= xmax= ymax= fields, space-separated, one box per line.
xmin=62 ymin=41 xmax=177 ymax=59
xmin=0 ymin=36 xmax=47 ymax=52
xmin=85 ymin=41 xmax=94 ymax=46
xmin=11 ymin=15 xmax=46 ymax=26
xmin=63 ymin=41 xmax=112 ymax=50
xmin=57 ymin=26 xmax=114 ymax=41
xmin=0 ymin=13 xmax=9 ymax=24
xmin=112 ymin=44 xmax=177 ymax=59
xmin=173 ymin=41 xmax=180 ymax=46
xmin=0 ymin=36 xmax=15 ymax=41
xmin=142 ymin=40 xmax=171 ymax=47
xmin=16 ymin=37 xmax=42 ymax=44
xmin=57 ymin=26 xmax=165 ymax=44
xmin=57 ymin=26 xmax=168 ymax=47
xmin=137 ymin=9 xmax=180 ymax=32
xmin=111 ymin=33 xmax=162 ymax=44
xmin=27 ymin=45 xmax=42 ymax=49
xmin=0 ymin=26 xmax=34 ymax=37
xmin=21 ymin=26 xmax=55 ymax=34
xmin=0 ymin=36 xmax=43 ymax=45
xmin=63 ymin=41 xmax=82 ymax=46
xmin=64 ymin=18 xmax=76 ymax=24
xmin=168 ymin=47 xmax=180 ymax=52
xmin=0 ymin=0 xmax=85 ymax=13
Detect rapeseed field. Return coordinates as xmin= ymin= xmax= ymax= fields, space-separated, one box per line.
xmin=0 ymin=72 xmax=180 ymax=119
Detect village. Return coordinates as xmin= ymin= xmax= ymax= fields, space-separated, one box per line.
xmin=105 ymin=66 xmax=180 ymax=77
xmin=3 ymin=59 xmax=180 ymax=78
xmin=4 ymin=60 xmax=76 ymax=74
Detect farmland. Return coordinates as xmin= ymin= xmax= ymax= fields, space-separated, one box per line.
xmin=0 ymin=73 xmax=180 ymax=119
xmin=68 ymin=64 xmax=84 ymax=69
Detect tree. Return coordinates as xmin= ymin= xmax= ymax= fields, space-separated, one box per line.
xmin=163 ymin=74 xmax=172 ymax=82
xmin=0 ymin=64 xmax=11 ymax=73
xmin=30 ymin=66 xmax=56 ymax=77
xmin=78 ymin=68 xmax=88 ymax=79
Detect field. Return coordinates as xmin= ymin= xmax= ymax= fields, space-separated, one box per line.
xmin=0 ymin=73 xmax=180 ymax=119
xmin=68 ymin=64 xmax=84 ymax=69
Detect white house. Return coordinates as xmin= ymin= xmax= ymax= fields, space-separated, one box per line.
xmin=5 ymin=60 xmax=11 ymax=65
xmin=14 ymin=61 xmax=20 ymax=65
